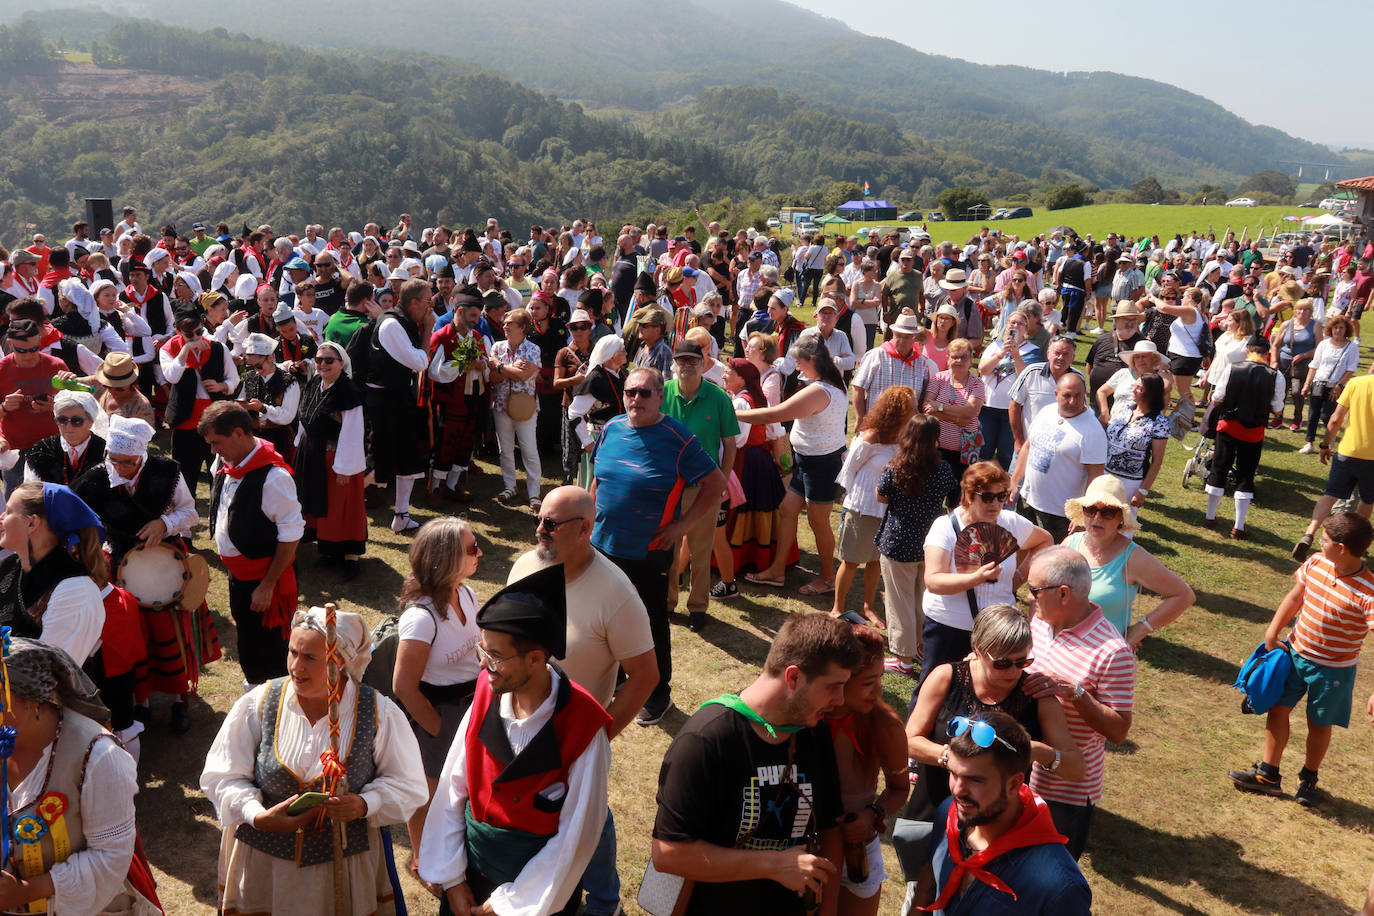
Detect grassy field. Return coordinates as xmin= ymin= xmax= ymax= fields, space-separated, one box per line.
xmin=138 ymin=320 xmax=1374 ymax=915
xmin=787 ymin=203 xmax=1318 ymax=246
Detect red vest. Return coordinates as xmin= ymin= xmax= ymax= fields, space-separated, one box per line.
xmin=464 ymin=669 xmax=609 ymax=835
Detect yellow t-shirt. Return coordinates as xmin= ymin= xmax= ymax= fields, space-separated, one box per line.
xmin=1336 ymin=375 xmax=1374 ymax=460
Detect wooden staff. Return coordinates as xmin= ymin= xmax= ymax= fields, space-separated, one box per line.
xmin=325 ymin=602 xmax=348 ymax=916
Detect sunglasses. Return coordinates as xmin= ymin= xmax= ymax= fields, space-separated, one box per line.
xmin=316 ymin=356 xmax=339 ymax=365
xmin=55 ymin=415 xmax=88 ymax=427
xmin=465 ymin=538 xmax=481 ymax=557
xmin=975 ymin=490 xmax=1008 ymax=504
xmin=984 ymin=651 xmax=1034 ymax=671
xmin=536 ymin=515 xmax=585 ymax=533
xmin=947 ymin=716 xmax=1017 ymax=751
xmin=1083 ymin=505 xmax=1122 ymax=519
xmin=1027 ymin=583 xmax=1060 ymax=599
xmin=624 ymin=386 xmax=657 ymax=399
xmin=568 ymin=323 xmax=592 ymax=331
xmin=10 ymin=344 xmax=40 ymax=354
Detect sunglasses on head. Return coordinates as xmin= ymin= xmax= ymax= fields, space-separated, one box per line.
xmin=947 ymin=716 xmax=1017 ymax=751
xmin=975 ymin=490 xmax=1008 ymax=504
xmin=624 ymin=386 xmax=656 ymax=399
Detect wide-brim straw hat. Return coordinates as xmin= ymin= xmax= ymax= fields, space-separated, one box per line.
xmin=1065 ymin=475 xmax=1140 ymax=533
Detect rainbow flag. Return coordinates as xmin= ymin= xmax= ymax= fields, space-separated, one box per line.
xmin=862 ymin=181 xmax=872 ymax=196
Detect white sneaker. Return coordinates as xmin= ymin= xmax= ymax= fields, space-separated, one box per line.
xmin=1065 ymin=332 xmax=1077 ymax=340
xmin=1298 ymin=443 xmax=1314 ymax=455
xmin=1089 ymin=326 xmax=1103 ymax=335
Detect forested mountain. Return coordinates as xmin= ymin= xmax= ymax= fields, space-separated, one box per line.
xmin=0 ymin=20 xmax=749 ymax=231
xmin=20 ymin=0 xmax=1338 ymax=188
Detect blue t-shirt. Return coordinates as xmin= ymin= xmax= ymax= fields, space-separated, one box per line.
xmin=926 ymin=798 xmax=1091 ymax=915
xmin=591 ymin=414 xmax=717 ymax=560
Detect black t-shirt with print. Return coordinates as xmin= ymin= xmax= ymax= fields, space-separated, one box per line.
xmin=654 ymin=704 xmax=841 ymax=916
xmin=311 ymin=278 xmax=345 ymax=316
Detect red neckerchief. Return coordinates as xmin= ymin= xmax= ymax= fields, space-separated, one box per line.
xmin=883 ymin=338 xmax=919 ymax=366
xmin=40 ymin=267 xmax=72 ymax=291
xmin=922 ymin=784 xmax=1068 ymax=911
xmin=9 ymin=271 xmax=38 ymax=296
xmin=39 ymin=326 xmax=63 ymax=349
xmin=162 ymin=333 xmax=210 ymax=369
xmin=327 ymin=243 xmax=353 ymax=271
xmin=123 ymin=282 xmax=155 ymax=308
xmin=219 ymin=438 xmax=291 ymax=480
xmin=279 ymin=335 xmax=305 ymax=362
xmin=826 ymin=710 xmax=863 ymax=757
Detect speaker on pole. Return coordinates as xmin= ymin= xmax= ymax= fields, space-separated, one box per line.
xmin=84 ymin=198 xmax=114 ymax=234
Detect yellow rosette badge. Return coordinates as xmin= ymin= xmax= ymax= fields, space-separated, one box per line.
xmin=36 ymin=793 xmax=66 ymax=825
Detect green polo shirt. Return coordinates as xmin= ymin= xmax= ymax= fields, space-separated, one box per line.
xmin=662 ymin=378 xmax=739 ymax=467
xmin=324 ymin=310 xmax=371 ymax=347
xmin=882 ymin=270 xmax=923 ymax=322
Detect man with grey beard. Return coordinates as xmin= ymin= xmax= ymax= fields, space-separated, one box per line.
xmin=507 ymin=483 xmax=658 ymax=916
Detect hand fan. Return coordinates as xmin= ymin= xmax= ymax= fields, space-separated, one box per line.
xmin=953 ymin=521 xmax=1020 ymax=573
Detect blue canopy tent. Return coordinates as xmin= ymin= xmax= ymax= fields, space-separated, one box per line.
xmin=836 ymin=199 xmax=897 ymax=221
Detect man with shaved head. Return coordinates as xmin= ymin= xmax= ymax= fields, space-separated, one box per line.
xmin=508 ymin=484 xmax=659 ymax=915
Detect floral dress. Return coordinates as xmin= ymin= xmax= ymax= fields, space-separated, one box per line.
xmin=488 ymin=338 xmax=541 ymax=415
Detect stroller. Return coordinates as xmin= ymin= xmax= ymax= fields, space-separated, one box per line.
xmin=1179 ymin=398 xmax=1237 ymax=490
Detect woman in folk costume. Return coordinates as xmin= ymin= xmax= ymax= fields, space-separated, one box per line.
xmin=565 ymin=334 xmax=627 ymax=489
xmin=0 ymin=638 xmax=163 ymax=916
xmin=71 ymin=416 xmax=219 ymax=735
xmin=201 ymin=607 xmax=428 ymax=916
xmin=293 ymin=342 xmax=367 ymax=581
xmin=6 ymin=391 xmax=107 ymax=488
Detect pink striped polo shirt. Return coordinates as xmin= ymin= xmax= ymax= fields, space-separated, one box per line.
xmin=1029 ymin=605 xmax=1136 ymax=805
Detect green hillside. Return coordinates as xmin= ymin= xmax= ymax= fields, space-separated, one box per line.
xmin=22 ymin=0 xmax=1353 ymax=188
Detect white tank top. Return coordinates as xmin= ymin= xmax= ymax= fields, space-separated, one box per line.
xmin=790 ymin=382 xmax=848 ymax=456
xmin=1167 ymin=308 xmax=1204 ymax=358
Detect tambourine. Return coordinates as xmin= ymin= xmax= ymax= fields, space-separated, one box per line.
xmin=116 ymin=541 xmax=210 ymax=612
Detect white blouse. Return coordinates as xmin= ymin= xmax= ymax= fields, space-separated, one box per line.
xmin=200 ymin=678 xmax=427 ymax=831
xmin=14 ymin=727 xmax=137 ymax=916
xmin=837 ymin=437 xmax=898 ymax=517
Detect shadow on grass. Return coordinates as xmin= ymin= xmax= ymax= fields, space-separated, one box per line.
xmin=1090 ymin=808 xmax=1351 ymax=914
xmin=1193 ymin=589 xmax=1275 ymax=625
xmin=1137 ymin=629 xmax=1242 ymax=686
xmin=686 ymin=610 xmax=772 ymax=669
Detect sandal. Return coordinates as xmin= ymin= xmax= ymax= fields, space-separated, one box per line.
xmin=798 ymin=579 xmax=836 ymax=596
xmin=529 ymin=497 xmax=543 ymax=511
xmin=745 ymin=572 xmax=786 ymax=588
xmin=496 ymin=489 xmax=516 ymax=502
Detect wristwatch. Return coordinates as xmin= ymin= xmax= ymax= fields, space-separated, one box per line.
xmin=937 ymin=403 xmax=944 ymax=414
xmin=1070 ymin=682 xmax=1086 ymax=702
xmin=1049 ymin=748 xmax=1062 ymax=772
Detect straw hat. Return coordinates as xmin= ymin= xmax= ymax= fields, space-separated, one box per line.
xmin=95 ymin=352 xmax=138 ymax=388
xmin=1126 ymin=340 xmax=1164 ymax=370
xmin=1064 ymin=475 xmax=1140 ymax=532
xmin=1110 ymin=301 xmax=1144 ymax=321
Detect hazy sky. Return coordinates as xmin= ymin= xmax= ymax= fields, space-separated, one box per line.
xmin=787 ymin=0 xmax=1373 ymax=152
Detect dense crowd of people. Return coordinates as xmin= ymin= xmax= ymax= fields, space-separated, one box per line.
xmin=0 ymin=209 xmax=1371 ymax=913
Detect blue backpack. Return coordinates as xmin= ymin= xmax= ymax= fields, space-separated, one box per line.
xmin=1233 ymin=642 xmax=1293 ymax=715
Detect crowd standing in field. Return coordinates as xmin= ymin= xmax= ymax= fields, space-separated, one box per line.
xmin=0 ymin=210 xmax=1372 ymax=914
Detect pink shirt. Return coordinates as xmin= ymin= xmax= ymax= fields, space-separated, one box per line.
xmin=1029 ymin=606 xmax=1135 ymax=805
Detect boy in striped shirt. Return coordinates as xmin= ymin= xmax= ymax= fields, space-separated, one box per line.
xmin=1229 ymin=512 xmax=1374 ymax=806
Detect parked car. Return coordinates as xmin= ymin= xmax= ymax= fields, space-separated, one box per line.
xmin=991 ymin=207 xmax=1010 ymax=220
xmin=766 ymin=217 xmax=781 ymax=228
xmin=928 ymin=212 xmax=946 ymax=222
xmin=1299 ymin=201 xmax=1320 ymax=208
xmin=898 ymin=210 xmax=922 ymax=221
xmin=1319 ymin=198 xmax=1346 ymax=210
xmin=796 ymin=221 xmax=819 ymax=236
xmin=1004 ymin=206 xmax=1034 ymax=219
xmin=1225 ymin=197 xmax=1258 ymax=207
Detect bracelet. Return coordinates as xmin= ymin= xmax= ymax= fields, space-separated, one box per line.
xmin=865 ymin=802 xmax=885 ymax=824
xmin=1320 ymin=443 xmax=1331 ymax=450
xmin=1140 ymin=617 xmax=1155 ymax=633
xmin=937 ymin=748 xmax=950 ymax=769
xmin=1139 ymin=489 xmax=1149 ymax=497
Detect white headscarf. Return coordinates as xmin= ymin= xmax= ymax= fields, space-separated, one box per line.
xmin=105 ymin=414 xmax=154 ymax=459
xmin=291 ymin=607 xmax=373 ymax=682
xmin=53 ymin=389 xmax=107 ymax=440
xmin=318 ymin=340 xmax=352 ymax=378
xmin=588 ymin=333 xmax=624 ymax=371
xmin=57 ymin=277 xmax=100 ymax=333
xmin=211 ymin=261 xmax=236 ymax=292
xmin=175 ymin=270 xmax=203 ymax=299
xmin=88 ymin=278 xmax=117 ymax=308
xmin=233 ymin=274 xmax=259 ymax=300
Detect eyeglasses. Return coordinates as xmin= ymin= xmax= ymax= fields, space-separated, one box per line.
xmin=624 ymin=386 xmax=656 ymax=399
xmin=568 ymin=323 xmax=592 ymax=331
xmin=55 ymin=415 xmax=88 ymax=427
xmin=317 ymin=356 xmax=339 ymax=365
xmin=10 ymin=344 xmax=40 ymax=354
xmin=983 ymin=651 xmax=1035 ymax=670
xmin=536 ymin=515 xmax=585 ymax=533
xmin=476 ymin=644 xmax=518 ymax=671
xmin=947 ymin=716 xmax=1016 ymax=751
xmin=974 ymin=490 xmax=1008 ymax=504
xmin=1027 ymin=583 xmax=1060 ymax=599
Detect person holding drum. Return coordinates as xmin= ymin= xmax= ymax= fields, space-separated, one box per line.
xmin=73 ymin=415 xmax=219 ymax=734
xmin=294 ymin=340 xmax=367 ymax=580
xmin=0 ymin=390 xmax=106 ymax=487
xmin=201 ymin=606 xmax=428 ymax=916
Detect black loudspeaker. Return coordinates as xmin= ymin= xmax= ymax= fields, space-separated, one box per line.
xmin=84 ymin=198 xmax=113 ymax=234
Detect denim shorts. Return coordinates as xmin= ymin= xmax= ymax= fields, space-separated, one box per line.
xmin=1323 ymin=454 xmax=1374 ymax=505
xmin=1278 ymin=648 xmax=1357 ymax=728
xmin=788 ymin=446 xmax=845 ymax=504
